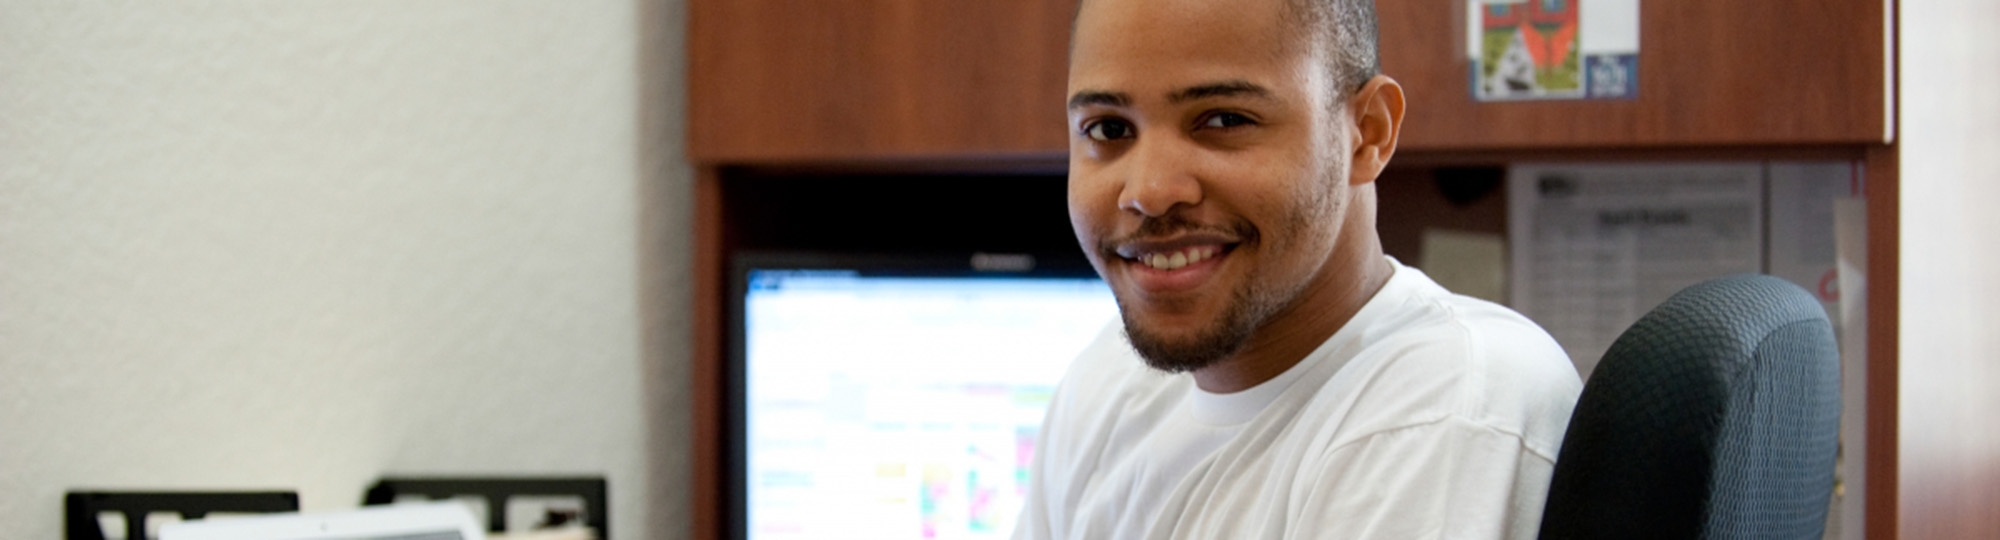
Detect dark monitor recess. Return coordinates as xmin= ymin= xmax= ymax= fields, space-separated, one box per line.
xmin=727 ymin=251 xmax=1118 ymax=540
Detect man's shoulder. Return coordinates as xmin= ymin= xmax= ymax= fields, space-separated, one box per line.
xmin=1359 ymin=263 xmax=1576 ymax=382
xmin=1301 ymin=266 xmax=1582 ymax=450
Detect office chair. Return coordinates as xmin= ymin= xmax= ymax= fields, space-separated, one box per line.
xmin=65 ymin=491 xmax=298 ymax=540
xmin=362 ymin=476 xmax=608 ymax=538
xmin=1538 ymin=274 xmax=1841 ymax=539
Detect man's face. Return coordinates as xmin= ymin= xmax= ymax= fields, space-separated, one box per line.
xmin=1068 ymin=0 xmax=1356 ymax=373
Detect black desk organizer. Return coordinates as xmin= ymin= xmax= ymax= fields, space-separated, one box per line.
xmin=65 ymin=491 xmax=299 ymax=540
xmin=362 ymin=476 xmax=608 ymax=538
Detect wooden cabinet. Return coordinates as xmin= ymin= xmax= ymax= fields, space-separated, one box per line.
xmin=1383 ymin=0 xmax=1890 ymax=150
xmin=685 ymin=1 xmax=1916 ymax=539
xmin=690 ymin=0 xmax=1889 ymax=163
xmin=689 ymin=0 xmax=1076 ymax=163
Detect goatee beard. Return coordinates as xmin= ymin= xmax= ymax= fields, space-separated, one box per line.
xmin=1120 ymin=280 xmax=1291 ymax=374
xmin=1124 ymin=315 xmax=1247 ymax=375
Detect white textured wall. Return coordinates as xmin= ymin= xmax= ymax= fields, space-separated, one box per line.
xmin=1899 ymin=0 xmax=2000 ymax=536
xmin=0 ymin=1 xmax=689 ymax=539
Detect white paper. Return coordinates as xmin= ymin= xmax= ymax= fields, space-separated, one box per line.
xmin=1465 ymin=0 xmax=1489 ymax=61
xmin=1420 ymin=229 xmax=1508 ymax=304
xmin=1831 ymin=197 xmax=1869 ymax=540
xmin=1579 ymin=0 xmax=1640 ymax=54
xmin=1768 ymin=161 xmax=1859 ymax=324
xmin=1507 ymin=163 xmax=1765 ymax=378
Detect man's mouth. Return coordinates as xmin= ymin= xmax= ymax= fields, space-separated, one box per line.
xmin=1130 ymin=244 xmax=1225 ymax=271
xmin=1108 ymin=240 xmax=1236 ymax=295
xmin=1102 ymin=217 xmax=1254 ymax=293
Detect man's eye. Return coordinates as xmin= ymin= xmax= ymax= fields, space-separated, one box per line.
xmin=1084 ymin=120 xmax=1135 ymax=142
xmin=1201 ymin=112 xmax=1254 ymax=129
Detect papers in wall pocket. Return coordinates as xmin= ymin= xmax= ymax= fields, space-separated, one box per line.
xmin=1506 ymin=163 xmax=1764 ymax=378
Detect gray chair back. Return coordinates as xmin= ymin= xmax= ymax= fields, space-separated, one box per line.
xmin=1538 ymin=274 xmax=1841 ymax=539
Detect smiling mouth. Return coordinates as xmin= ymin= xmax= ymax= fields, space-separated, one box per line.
xmin=1104 ymin=216 xmax=1254 ymax=277
xmin=1127 ymin=244 xmax=1226 ymax=270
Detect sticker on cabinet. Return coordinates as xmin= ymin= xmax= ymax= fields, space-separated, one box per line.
xmin=1469 ymin=0 xmax=1639 ymax=101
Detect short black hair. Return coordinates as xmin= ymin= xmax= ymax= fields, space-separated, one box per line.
xmin=1285 ymin=0 xmax=1381 ymax=96
xmin=1071 ymin=0 xmax=1382 ymax=98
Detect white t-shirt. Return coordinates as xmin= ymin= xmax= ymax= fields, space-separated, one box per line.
xmin=1014 ymin=258 xmax=1583 ymax=540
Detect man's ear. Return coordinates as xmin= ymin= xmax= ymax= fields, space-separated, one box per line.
xmin=1345 ymin=75 xmax=1405 ymax=186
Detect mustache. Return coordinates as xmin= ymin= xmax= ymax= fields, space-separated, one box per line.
xmin=1097 ymin=213 xmax=1258 ymax=256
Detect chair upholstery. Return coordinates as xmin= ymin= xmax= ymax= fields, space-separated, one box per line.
xmin=1538 ymin=274 xmax=1841 ymax=539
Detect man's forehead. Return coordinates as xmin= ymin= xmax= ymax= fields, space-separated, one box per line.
xmin=1069 ymin=0 xmax=1313 ymax=101
xmin=1075 ymin=0 xmax=1293 ymax=29
xmin=1072 ymin=0 xmax=1294 ymax=57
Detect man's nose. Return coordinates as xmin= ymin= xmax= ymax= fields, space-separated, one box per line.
xmin=1117 ymin=135 xmax=1203 ymax=218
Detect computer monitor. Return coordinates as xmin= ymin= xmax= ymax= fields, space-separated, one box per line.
xmin=728 ymin=252 xmax=1118 ymax=540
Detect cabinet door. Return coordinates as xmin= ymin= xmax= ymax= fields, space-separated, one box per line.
xmin=692 ymin=0 xmax=1888 ymax=161
xmin=1381 ymin=0 xmax=1890 ymax=150
xmin=689 ymin=0 xmax=1077 ymax=163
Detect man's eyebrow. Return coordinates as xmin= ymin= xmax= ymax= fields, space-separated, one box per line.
xmin=1067 ymin=90 xmax=1130 ymax=109
xmin=1066 ymin=81 xmax=1272 ymax=109
xmin=1168 ymin=80 xmax=1274 ymax=103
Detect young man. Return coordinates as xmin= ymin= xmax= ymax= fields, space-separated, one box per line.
xmin=1014 ymin=0 xmax=1583 ymax=538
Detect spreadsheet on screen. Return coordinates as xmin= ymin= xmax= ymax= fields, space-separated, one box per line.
xmin=742 ymin=270 xmax=1117 ymax=540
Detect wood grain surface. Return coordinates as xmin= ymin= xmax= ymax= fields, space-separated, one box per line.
xmin=689 ymin=0 xmax=1077 ymax=163
xmin=690 ymin=0 xmax=1887 ymax=162
xmin=1380 ymin=0 xmax=1889 ymax=150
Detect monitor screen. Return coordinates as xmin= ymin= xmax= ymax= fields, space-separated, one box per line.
xmin=732 ymin=255 xmax=1117 ymax=540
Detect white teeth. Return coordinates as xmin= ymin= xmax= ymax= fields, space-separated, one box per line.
xmin=1138 ymin=246 xmax=1218 ymax=270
